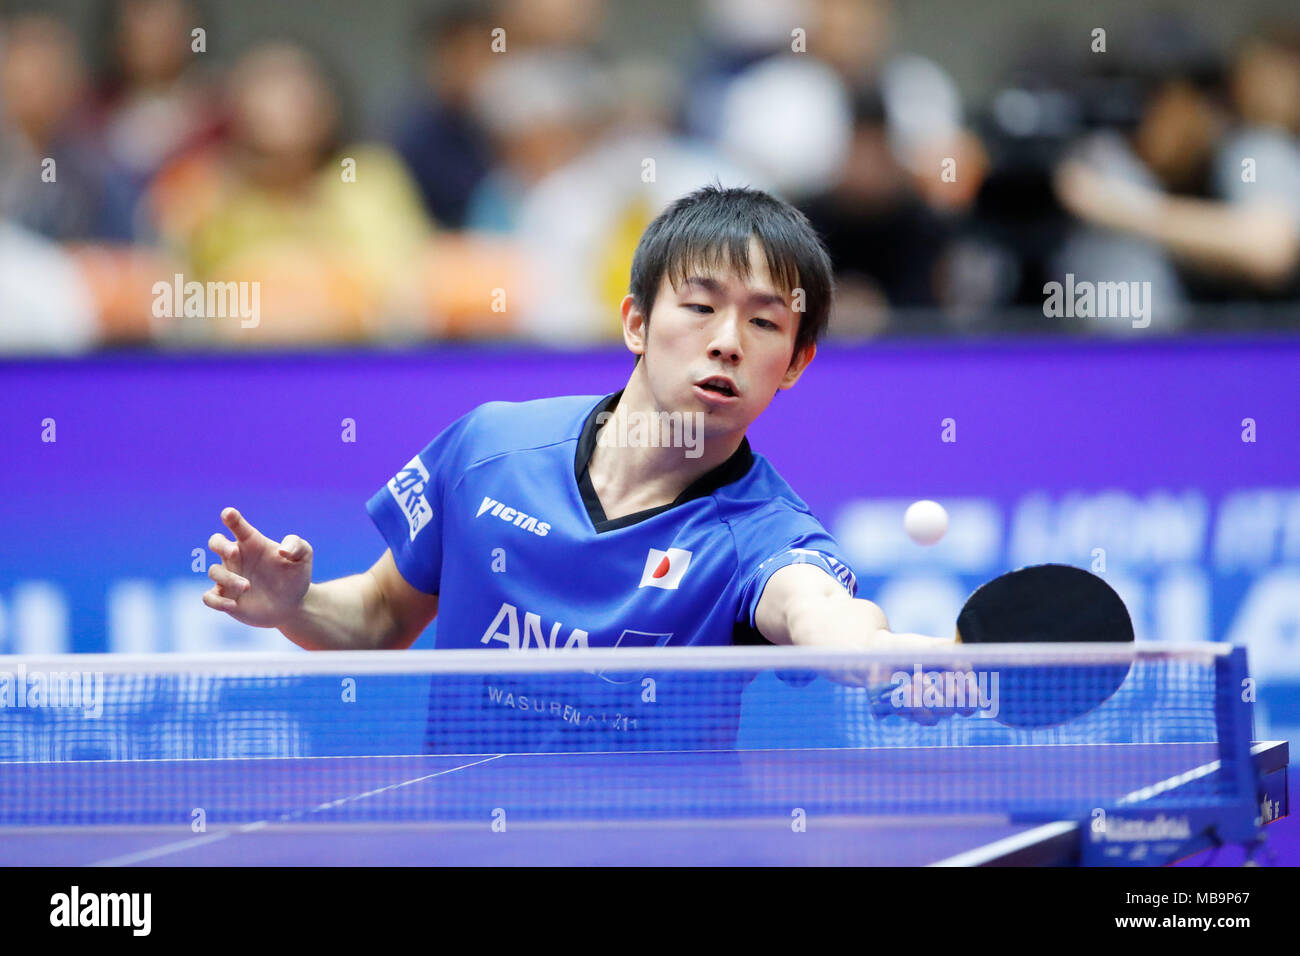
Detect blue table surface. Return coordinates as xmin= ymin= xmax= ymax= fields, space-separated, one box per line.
xmin=0 ymin=741 xmax=1286 ymax=866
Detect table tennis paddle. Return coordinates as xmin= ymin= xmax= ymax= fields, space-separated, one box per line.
xmin=869 ymin=564 xmax=1135 ymax=728
xmin=955 ymin=563 xmax=1135 ymax=727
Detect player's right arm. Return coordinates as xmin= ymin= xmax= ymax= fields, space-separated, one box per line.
xmin=202 ymin=507 xmax=439 ymax=650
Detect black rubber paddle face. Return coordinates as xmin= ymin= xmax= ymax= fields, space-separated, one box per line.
xmin=956 ymin=564 xmax=1135 ymax=728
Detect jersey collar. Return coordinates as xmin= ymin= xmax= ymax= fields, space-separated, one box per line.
xmin=574 ymin=389 xmax=755 ymax=533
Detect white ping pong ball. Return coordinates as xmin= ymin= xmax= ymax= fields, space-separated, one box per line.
xmin=904 ymin=500 xmax=948 ymax=546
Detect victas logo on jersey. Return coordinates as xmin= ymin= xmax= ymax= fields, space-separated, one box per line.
xmin=387 ymin=456 xmax=432 ymax=540
xmin=639 ymin=548 xmax=693 ymax=589
xmin=475 ymin=497 xmax=550 ymax=536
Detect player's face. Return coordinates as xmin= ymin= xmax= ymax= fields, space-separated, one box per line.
xmin=632 ymin=238 xmax=815 ymax=436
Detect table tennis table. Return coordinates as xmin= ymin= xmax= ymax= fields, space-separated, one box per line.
xmin=1 ymin=740 xmax=1287 ymax=866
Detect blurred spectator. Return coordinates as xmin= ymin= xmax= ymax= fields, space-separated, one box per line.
xmin=1136 ymin=77 xmax=1225 ymax=196
xmin=714 ymin=54 xmax=852 ymax=199
xmin=0 ymin=218 xmax=98 ymax=351
xmin=1038 ymin=67 xmax=1220 ymax=331
xmin=391 ymin=4 xmax=496 ymax=228
xmin=1210 ymin=30 xmax=1300 ymax=286
xmin=3 ymin=0 xmax=1300 ymax=350
xmin=807 ymin=0 xmax=891 ymax=88
xmin=509 ymin=57 xmax=763 ymax=341
xmin=87 ymin=0 xmax=225 ymax=224
xmin=686 ymin=0 xmax=983 ymax=210
xmin=496 ymin=0 xmax=608 ymax=50
xmin=810 ymin=0 xmax=981 ymax=208
xmin=684 ymin=0 xmax=986 ymax=334
xmin=0 ymin=13 xmax=135 ymax=241
xmin=461 ymin=0 xmax=622 ymax=234
xmin=148 ymin=43 xmax=432 ymax=343
xmin=1048 ymin=127 xmax=1193 ymax=333
xmin=800 ymin=91 xmax=953 ymax=335
xmin=680 ymin=0 xmax=805 ymax=139
xmin=684 ymin=0 xmax=847 ymax=198
xmin=1055 ymin=27 xmax=1300 ymax=300
xmin=958 ymin=14 xmax=1225 ymax=332
xmin=466 ymin=49 xmax=612 ymax=232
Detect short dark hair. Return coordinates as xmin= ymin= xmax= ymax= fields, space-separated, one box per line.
xmin=628 ymin=185 xmax=834 ymax=361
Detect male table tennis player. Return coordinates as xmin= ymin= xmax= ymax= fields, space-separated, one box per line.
xmin=203 ymin=186 xmax=949 ymax=749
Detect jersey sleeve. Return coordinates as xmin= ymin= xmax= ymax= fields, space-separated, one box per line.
xmin=734 ymin=511 xmax=859 ymax=631
xmin=365 ymin=407 xmax=481 ymax=594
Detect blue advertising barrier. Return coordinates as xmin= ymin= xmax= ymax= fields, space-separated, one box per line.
xmin=1 ymin=339 xmax=1297 ymax=744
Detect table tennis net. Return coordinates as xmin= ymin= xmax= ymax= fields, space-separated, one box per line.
xmin=0 ymin=645 xmax=1258 ymax=827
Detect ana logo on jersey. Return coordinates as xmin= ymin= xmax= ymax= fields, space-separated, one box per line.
xmin=387 ymin=456 xmax=432 ymax=541
xmin=639 ymin=547 xmax=693 ymax=589
xmin=481 ymin=602 xmax=589 ymax=650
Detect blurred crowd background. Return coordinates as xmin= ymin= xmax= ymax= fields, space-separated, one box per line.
xmin=1 ymin=0 xmax=1299 ymax=351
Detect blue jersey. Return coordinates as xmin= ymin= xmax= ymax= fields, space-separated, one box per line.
xmin=367 ymin=391 xmax=857 ymax=751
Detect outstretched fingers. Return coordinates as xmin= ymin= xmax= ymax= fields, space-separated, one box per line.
xmin=221 ymin=507 xmax=261 ymax=543
xmin=208 ymin=532 xmax=238 ymax=563
xmin=201 ymin=587 xmax=239 ymax=613
xmin=278 ymin=534 xmax=312 ymax=562
xmin=208 ymin=563 xmax=249 ymax=595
